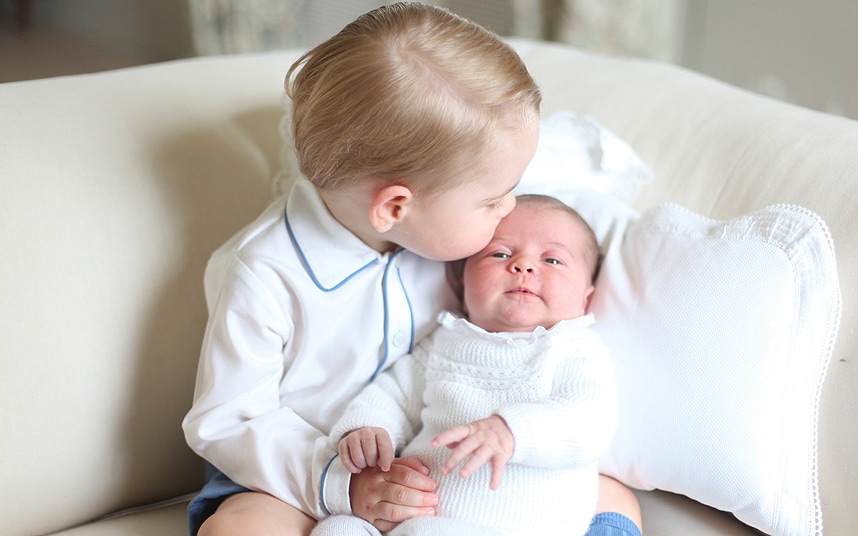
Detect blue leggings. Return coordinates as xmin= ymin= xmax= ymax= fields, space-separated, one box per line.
xmin=586 ymin=512 xmax=642 ymax=536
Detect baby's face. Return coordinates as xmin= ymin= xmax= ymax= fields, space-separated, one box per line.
xmin=462 ymin=205 xmax=595 ymax=333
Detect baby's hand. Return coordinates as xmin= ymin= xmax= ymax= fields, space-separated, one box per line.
xmin=338 ymin=427 xmax=395 ymax=473
xmin=431 ymin=415 xmax=514 ymax=490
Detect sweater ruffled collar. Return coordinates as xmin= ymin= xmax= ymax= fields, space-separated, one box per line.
xmin=436 ymin=311 xmax=595 ymax=347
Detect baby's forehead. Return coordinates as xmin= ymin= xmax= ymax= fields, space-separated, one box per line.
xmin=509 ymin=203 xmax=597 ymax=259
xmin=495 ymin=218 xmax=582 ymax=249
xmin=512 ymin=203 xmax=586 ymax=233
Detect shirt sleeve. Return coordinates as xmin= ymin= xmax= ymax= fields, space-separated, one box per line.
xmin=497 ymin=332 xmax=619 ymax=470
xmin=317 ymin=344 xmax=430 ymax=515
xmin=332 ymin=346 xmax=428 ymax=446
xmin=182 ymin=255 xmax=330 ymax=518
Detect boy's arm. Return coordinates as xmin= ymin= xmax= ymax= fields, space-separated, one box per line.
xmin=497 ymin=334 xmax=619 ymax=470
xmin=183 ymin=262 xmax=337 ymax=519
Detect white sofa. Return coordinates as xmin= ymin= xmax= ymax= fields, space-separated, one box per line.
xmin=1 ymin=39 xmax=855 ymax=536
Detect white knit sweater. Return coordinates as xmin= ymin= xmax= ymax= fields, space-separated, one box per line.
xmin=329 ymin=312 xmax=619 ymax=536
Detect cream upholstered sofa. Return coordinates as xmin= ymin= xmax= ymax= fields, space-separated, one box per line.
xmin=1 ymin=38 xmax=855 ymax=536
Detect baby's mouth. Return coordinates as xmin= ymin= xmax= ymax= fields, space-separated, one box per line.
xmin=507 ymin=286 xmax=538 ymax=297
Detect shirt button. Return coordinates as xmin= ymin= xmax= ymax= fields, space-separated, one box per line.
xmin=391 ymin=330 xmax=408 ymax=348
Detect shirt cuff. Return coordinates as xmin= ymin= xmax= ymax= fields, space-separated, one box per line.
xmin=319 ymin=454 xmax=353 ymax=516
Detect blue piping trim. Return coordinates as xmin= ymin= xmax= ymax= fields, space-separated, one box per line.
xmin=319 ymin=453 xmax=339 ymax=516
xmin=397 ymin=265 xmax=415 ymax=354
xmin=284 ymin=204 xmax=378 ymax=292
xmin=371 ymin=248 xmax=407 ymax=381
xmin=283 ymin=202 xmax=413 ymax=381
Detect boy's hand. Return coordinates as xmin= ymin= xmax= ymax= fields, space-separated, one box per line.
xmin=431 ymin=414 xmax=514 ymax=490
xmin=350 ymin=456 xmax=438 ymax=532
xmin=338 ymin=427 xmax=395 ymax=473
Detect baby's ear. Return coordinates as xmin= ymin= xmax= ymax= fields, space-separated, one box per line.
xmin=369 ymin=184 xmax=413 ymax=233
xmin=582 ymin=284 xmax=596 ymax=314
xmin=445 ymin=259 xmax=466 ymax=303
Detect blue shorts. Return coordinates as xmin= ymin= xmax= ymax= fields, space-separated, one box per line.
xmin=585 ymin=512 xmax=642 ymax=536
xmin=187 ymin=463 xmax=250 ymax=536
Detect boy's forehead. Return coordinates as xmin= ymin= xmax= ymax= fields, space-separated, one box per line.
xmin=490 ymin=180 xmax=519 ymax=201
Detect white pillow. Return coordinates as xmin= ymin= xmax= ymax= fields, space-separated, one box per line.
xmin=517 ymin=111 xmax=653 ymax=203
xmin=572 ymin=197 xmax=840 ymax=536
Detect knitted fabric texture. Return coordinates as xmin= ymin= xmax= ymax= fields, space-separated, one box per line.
xmin=328 ymin=313 xmax=618 ymax=535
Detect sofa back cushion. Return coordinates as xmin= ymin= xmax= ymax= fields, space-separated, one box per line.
xmin=0 ymin=53 xmax=292 ymax=535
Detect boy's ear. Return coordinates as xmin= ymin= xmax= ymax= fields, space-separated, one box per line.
xmin=370 ymin=184 xmax=413 ymax=233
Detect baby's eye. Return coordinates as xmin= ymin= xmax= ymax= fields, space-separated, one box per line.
xmin=491 ymin=252 xmax=510 ymax=259
xmin=544 ymin=258 xmax=561 ymax=265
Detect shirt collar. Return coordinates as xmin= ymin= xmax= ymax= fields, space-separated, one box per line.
xmin=285 ymin=178 xmax=385 ymax=291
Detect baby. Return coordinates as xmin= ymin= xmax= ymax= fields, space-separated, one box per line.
xmin=314 ymin=194 xmax=618 ymax=535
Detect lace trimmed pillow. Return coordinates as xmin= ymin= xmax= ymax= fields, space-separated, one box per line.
xmin=565 ymin=189 xmax=840 ymax=536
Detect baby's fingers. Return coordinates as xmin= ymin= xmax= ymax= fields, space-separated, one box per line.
xmin=489 ymin=456 xmax=506 ymax=490
xmin=439 ymin=435 xmax=480 ymax=475
xmin=338 ymin=427 xmax=395 ymax=473
xmin=431 ymin=424 xmax=470 ymax=449
xmin=375 ymin=432 xmax=395 ymax=471
xmin=338 ymin=435 xmax=367 ymax=473
xmin=454 ymin=443 xmax=491 ymax=478
xmin=447 ymin=444 xmax=509 ymax=490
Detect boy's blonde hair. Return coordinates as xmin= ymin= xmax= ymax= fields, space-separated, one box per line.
xmin=285 ymin=2 xmax=542 ymax=195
